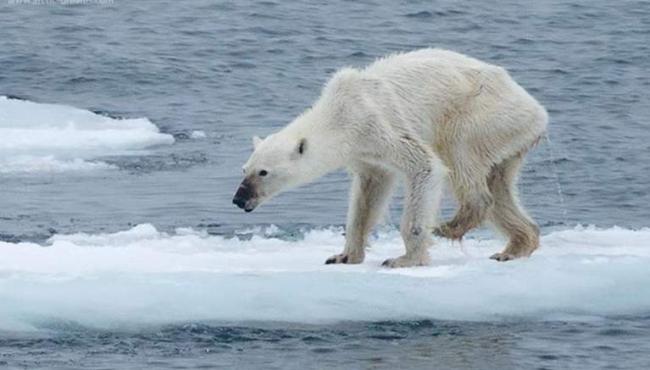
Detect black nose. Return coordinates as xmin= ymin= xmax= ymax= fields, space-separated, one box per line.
xmin=232 ymin=196 xmax=246 ymax=209
xmin=233 ymin=182 xmax=253 ymax=210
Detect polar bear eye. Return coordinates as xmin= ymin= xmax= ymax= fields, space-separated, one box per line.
xmin=259 ymin=170 xmax=268 ymax=177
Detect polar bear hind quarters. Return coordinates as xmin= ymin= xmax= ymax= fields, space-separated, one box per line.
xmin=233 ymin=48 xmax=548 ymax=267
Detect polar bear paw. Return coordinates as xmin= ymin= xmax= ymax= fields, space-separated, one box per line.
xmin=489 ymin=252 xmax=516 ymax=262
xmin=325 ymin=253 xmax=364 ymax=265
xmin=433 ymin=222 xmax=466 ymax=240
xmin=381 ymin=254 xmax=430 ymax=268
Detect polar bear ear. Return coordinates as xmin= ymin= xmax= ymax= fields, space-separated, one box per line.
xmin=252 ymin=136 xmax=263 ymax=149
xmin=290 ymin=139 xmax=307 ymax=160
xmin=297 ymin=138 xmax=307 ymax=155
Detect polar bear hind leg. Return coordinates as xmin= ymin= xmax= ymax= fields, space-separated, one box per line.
xmin=487 ymin=152 xmax=540 ymax=261
xmin=433 ymin=165 xmax=494 ymax=241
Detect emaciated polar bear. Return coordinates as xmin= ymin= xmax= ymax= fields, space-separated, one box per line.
xmin=233 ymin=49 xmax=548 ymax=268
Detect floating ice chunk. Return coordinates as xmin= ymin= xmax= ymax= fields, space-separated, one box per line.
xmin=0 ymin=96 xmax=174 ymax=173
xmin=0 ymin=155 xmax=117 ymax=174
xmin=190 ymin=130 xmax=207 ymax=139
xmin=0 ymin=225 xmax=649 ymax=331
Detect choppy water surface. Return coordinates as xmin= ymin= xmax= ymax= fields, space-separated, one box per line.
xmin=1 ymin=0 xmax=649 ymax=369
xmin=3 ymin=319 xmax=650 ymax=370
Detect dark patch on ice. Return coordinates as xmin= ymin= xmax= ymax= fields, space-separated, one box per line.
xmin=172 ymin=132 xmax=207 ymax=141
xmin=91 ymin=109 xmax=126 ymax=120
xmin=0 ymin=233 xmax=21 ymax=243
xmin=3 ymin=94 xmax=32 ymax=101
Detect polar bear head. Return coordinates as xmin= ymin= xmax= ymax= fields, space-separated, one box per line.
xmin=232 ymin=133 xmax=313 ymax=212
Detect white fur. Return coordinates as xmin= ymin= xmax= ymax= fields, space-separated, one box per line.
xmin=240 ymin=49 xmax=548 ymax=267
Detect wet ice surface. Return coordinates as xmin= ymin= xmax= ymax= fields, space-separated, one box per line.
xmin=1 ymin=225 xmax=650 ymax=330
xmin=0 ymin=225 xmax=650 ymax=331
xmin=1 ymin=226 xmax=650 ymax=369
xmin=1 ymin=0 xmax=650 ymax=368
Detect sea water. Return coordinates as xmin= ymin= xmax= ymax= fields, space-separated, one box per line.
xmin=1 ymin=0 xmax=649 ymax=369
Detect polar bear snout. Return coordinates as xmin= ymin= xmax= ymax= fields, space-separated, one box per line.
xmin=232 ymin=193 xmax=249 ymax=211
xmin=232 ymin=179 xmax=258 ymax=212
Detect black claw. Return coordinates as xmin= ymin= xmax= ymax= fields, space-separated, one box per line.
xmin=325 ymin=258 xmax=336 ymax=264
xmin=490 ymin=253 xmax=511 ymax=262
xmin=341 ymin=255 xmax=348 ymax=263
xmin=382 ymin=259 xmax=390 ymax=267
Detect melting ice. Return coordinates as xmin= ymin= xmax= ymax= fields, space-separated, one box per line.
xmin=1 ymin=224 xmax=649 ymax=331
xmin=0 ymin=96 xmax=174 ymax=173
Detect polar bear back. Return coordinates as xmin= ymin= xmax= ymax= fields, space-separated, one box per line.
xmin=327 ymin=49 xmax=548 ymax=167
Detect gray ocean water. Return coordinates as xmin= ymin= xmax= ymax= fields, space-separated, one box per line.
xmin=1 ymin=0 xmax=649 ymax=369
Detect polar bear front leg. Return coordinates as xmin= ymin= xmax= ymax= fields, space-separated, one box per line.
xmin=326 ymin=166 xmax=395 ymax=265
xmin=382 ymin=166 xmax=443 ymax=268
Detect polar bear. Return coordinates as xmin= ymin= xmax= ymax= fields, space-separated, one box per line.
xmin=233 ymin=49 xmax=548 ymax=267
